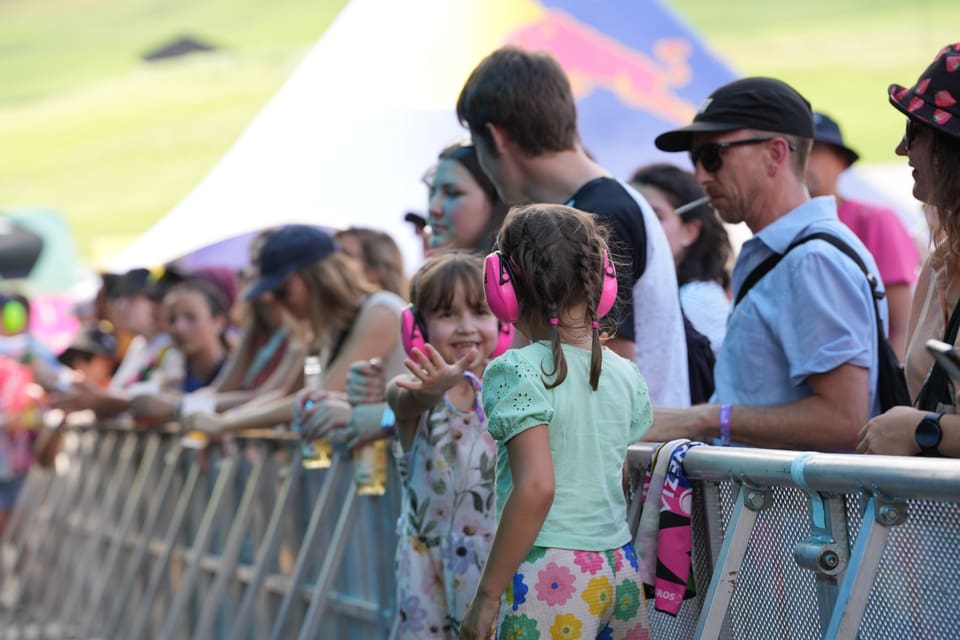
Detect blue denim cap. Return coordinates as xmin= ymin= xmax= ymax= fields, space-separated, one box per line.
xmin=243 ymin=224 xmax=338 ymax=300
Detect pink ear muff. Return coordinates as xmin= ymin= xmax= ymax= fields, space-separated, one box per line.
xmin=485 ymin=248 xmax=618 ymax=322
xmin=597 ymin=250 xmax=618 ymax=319
xmin=483 ymin=252 xmax=520 ymax=324
xmin=400 ymin=306 xmax=427 ymax=357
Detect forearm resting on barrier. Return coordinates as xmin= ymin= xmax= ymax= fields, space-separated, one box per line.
xmin=648 ymin=364 xmax=869 ymax=451
xmin=185 ymin=393 xmax=297 ymax=435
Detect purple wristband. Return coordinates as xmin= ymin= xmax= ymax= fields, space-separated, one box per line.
xmin=719 ymin=404 xmax=732 ymax=446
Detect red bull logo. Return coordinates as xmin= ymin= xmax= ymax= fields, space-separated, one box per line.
xmin=506 ymin=10 xmax=696 ymax=125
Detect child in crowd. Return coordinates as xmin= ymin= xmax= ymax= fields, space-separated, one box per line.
xmin=461 ymin=204 xmax=652 ymax=639
xmin=385 ymin=251 xmax=508 ymax=638
xmin=162 ymin=277 xmax=232 ymax=393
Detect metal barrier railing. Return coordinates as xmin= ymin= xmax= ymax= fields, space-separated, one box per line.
xmin=627 ymin=443 xmax=960 ymax=640
xmin=0 ymin=424 xmax=400 ymax=639
xmin=2 ymin=428 xmax=959 ymax=639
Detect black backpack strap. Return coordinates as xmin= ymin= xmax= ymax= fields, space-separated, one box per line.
xmin=734 ymin=252 xmax=787 ymax=306
xmin=734 ymin=232 xmax=884 ymax=307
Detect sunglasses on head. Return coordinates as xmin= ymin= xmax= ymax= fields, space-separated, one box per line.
xmin=689 ymin=136 xmax=792 ymax=173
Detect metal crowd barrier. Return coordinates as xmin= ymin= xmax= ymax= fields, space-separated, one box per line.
xmin=627 ymin=443 xmax=960 ymax=639
xmin=1 ymin=427 xmax=959 ymax=639
xmin=0 ymin=424 xmax=400 ymax=639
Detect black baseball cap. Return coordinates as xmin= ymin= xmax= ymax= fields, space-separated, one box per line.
xmin=243 ymin=224 xmax=338 ymax=300
xmin=812 ymin=112 xmax=859 ymax=166
xmin=655 ymin=77 xmax=815 ymax=152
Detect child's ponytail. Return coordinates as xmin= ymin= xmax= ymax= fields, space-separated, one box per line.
xmin=543 ymin=313 xmax=568 ymax=390
xmin=581 ymin=243 xmax=605 ymax=391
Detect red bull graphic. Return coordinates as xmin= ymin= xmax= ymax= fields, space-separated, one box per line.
xmin=506 ymin=9 xmax=697 ymax=125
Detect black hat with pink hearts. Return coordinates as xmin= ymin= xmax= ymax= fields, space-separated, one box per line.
xmin=889 ymin=43 xmax=960 ymax=140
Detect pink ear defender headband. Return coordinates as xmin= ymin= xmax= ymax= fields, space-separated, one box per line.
xmin=482 ymin=249 xmax=618 ymax=325
xmin=400 ymin=306 xmax=514 ymax=359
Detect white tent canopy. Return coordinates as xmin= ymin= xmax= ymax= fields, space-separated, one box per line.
xmin=110 ymin=0 xmax=926 ymax=273
xmin=109 ymin=0 xmax=519 ymax=272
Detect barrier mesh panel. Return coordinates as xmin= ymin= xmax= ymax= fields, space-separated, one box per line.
xmin=724 ymin=484 xmax=821 ymax=639
xmin=846 ymin=495 xmax=960 ymax=639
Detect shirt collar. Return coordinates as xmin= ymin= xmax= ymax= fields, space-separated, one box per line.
xmin=749 ymin=196 xmax=839 ymax=254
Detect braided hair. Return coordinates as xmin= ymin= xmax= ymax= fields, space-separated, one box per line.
xmin=495 ymin=204 xmax=617 ymax=390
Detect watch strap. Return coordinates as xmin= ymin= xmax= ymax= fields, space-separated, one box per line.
xmin=916 ymin=411 xmax=944 ymax=456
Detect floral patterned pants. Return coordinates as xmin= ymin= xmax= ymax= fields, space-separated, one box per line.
xmin=497 ymin=543 xmax=651 ymax=640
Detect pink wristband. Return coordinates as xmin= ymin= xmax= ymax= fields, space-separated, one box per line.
xmin=719 ymin=404 xmax=732 ymax=446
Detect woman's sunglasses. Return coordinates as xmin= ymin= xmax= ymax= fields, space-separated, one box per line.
xmin=904 ymin=118 xmax=926 ymax=151
xmin=689 ymin=136 xmax=793 ymax=173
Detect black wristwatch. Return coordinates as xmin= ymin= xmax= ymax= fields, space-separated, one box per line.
xmin=915 ymin=411 xmax=944 ymax=457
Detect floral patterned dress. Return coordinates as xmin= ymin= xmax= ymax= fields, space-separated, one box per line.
xmin=394 ymin=389 xmax=496 ymax=639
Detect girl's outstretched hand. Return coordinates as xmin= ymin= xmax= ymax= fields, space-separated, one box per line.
xmin=395 ymin=343 xmax=480 ymax=397
xmin=459 ymin=593 xmax=499 ymax=640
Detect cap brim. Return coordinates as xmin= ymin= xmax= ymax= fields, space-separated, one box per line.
xmin=242 ymin=273 xmax=285 ymax=300
xmin=654 ymin=121 xmax=747 ymax=152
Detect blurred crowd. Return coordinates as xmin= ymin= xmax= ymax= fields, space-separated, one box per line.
xmin=1 ymin=39 xmax=957 ymax=640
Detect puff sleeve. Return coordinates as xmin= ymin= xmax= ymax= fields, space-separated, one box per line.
xmin=482 ymin=351 xmax=555 ymax=443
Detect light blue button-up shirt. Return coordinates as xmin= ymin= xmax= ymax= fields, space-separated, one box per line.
xmin=713 ymin=196 xmax=887 ymax=417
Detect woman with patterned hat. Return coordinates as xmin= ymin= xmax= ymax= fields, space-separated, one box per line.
xmin=859 ymin=43 xmax=960 ymax=456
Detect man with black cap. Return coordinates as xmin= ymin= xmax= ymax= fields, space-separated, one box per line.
xmin=646 ymin=77 xmax=887 ymax=452
xmin=807 ymin=111 xmax=919 ymax=360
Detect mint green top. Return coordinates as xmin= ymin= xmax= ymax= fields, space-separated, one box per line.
xmin=482 ymin=342 xmax=651 ymax=551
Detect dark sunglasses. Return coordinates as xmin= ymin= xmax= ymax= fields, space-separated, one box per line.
xmin=271 ymin=280 xmax=288 ymax=302
xmin=689 ymin=136 xmax=784 ymax=173
xmin=904 ymin=118 xmax=925 ymax=151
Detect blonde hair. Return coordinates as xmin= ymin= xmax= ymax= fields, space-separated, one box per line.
xmin=296 ymin=252 xmax=375 ymax=353
xmin=334 ymin=227 xmax=408 ymax=298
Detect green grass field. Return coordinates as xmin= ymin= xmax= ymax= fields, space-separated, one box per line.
xmin=0 ymin=0 xmax=957 ymax=265
xmin=0 ymin=0 xmax=347 ymax=264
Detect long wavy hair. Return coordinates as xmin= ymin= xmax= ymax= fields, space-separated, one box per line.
xmin=926 ymin=125 xmax=960 ymax=261
xmin=334 ymin=227 xmax=408 ymax=299
xmin=295 ymin=252 xmax=375 ymax=354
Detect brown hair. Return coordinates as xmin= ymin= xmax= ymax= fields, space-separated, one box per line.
xmin=927 ymin=126 xmax=960 ymax=260
xmin=334 ymin=227 xmax=408 ymax=298
xmin=496 ymin=204 xmax=616 ymax=390
xmin=456 ymin=46 xmax=578 ymax=156
xmin=409 ymin=251 xmax=487 ymax=325
xmin=165 ymin=278 xmax=231 ymax=350
xmin=434 ymin=142 xmax=509 ymax=253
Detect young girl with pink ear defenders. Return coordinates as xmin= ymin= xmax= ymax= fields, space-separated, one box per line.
xmin=384 ymin=251 xmax=505 ymax=639
xmin=461 ymin=204 xmax=652 ymax=640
